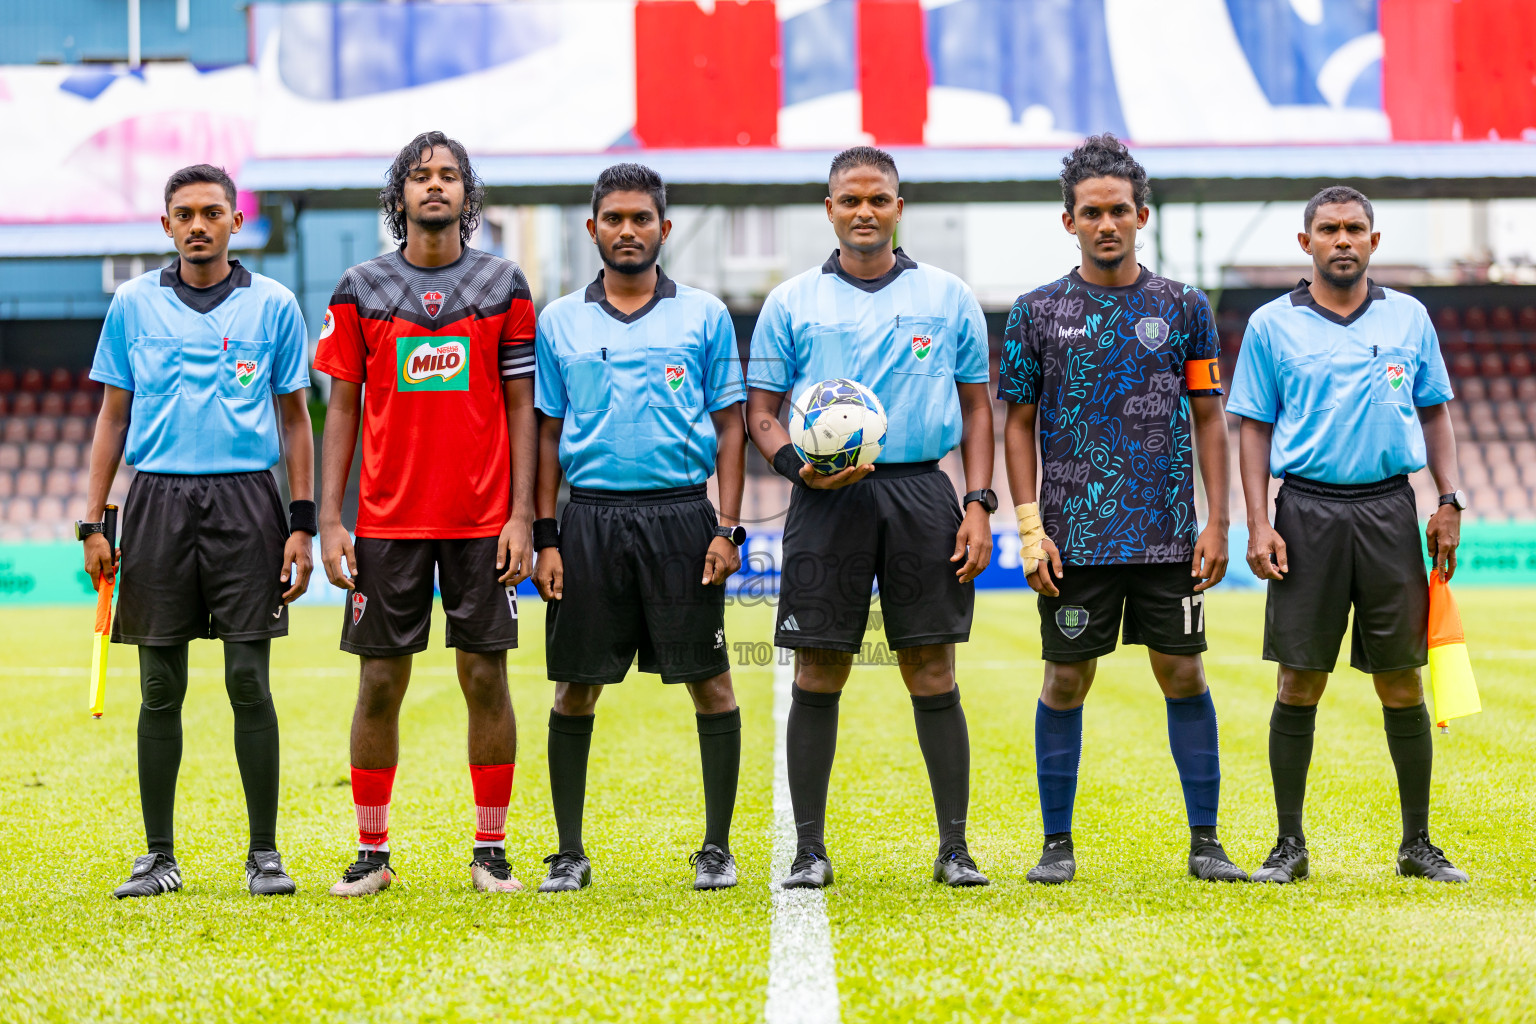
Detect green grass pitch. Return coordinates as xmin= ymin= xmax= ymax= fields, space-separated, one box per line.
xmin=1 ymin=590 xmax=1534 ymax=1023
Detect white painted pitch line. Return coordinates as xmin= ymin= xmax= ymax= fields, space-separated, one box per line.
xmin=765 ymin=652 xmax=840 ymax=1024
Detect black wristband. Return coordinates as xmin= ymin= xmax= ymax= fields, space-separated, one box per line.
xmin=289 ymin=499 xmax=318 ymax=536
xmin=533 ymin=518 xmax=560 ymax=551
xmin=772 ymin=443 xmax=806 ymax=486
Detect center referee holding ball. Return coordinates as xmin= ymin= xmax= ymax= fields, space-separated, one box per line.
xmin=746 ymin=146 xmax=996 ymax=890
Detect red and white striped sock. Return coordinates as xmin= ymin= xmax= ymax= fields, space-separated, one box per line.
xmin=351 ymin=764 xmax=397 ymax=854
xmin=469 ymin=763 xmax=515 ymax=851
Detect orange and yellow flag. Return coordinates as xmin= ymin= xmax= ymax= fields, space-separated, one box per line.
xmin=1427 ymin=573 xmax=1480 ymax=731
xmin=88 ymin=572 xmax=114 ymax=718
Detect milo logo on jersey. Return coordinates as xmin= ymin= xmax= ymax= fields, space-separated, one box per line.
xmin=397 ymin=336 xmax=471 ymax=391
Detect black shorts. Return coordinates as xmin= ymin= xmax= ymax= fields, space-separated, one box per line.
xmin=114 ymin=471 xmax=290 ymax=646
xmin=1263 ymin=474 xmax=1428 ymax=674
xmin=1039 ymin=562 xmax=1207 ymax=662
xmin=545 ymin=484 xmax=728 ymax=686
xmin=775 ymin=462 xmax=973 ymax=652
xmin=340 ymin=536 xmax=518 ymax=657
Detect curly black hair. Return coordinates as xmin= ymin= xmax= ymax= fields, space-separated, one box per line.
xmin=1059 ymin=133 xmax=1151 ymax=214
xmin=379 ymin=131 xmax=484 ymax=246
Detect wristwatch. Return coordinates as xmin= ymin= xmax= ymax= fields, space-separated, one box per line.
xmin=714 ymin=524 xmax=747 ymax=546
xmin=74 ymin=520 xmax=105 ymax=541
xmin=963 ymin=488 xmax=999 ymax=514
xmin=1438 ymin=490 xmax=1468 ymax=511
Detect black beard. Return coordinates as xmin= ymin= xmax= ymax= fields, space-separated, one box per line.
xmin=600 ymin=245 xmax=659 ymax=275
xmin=1317 ymin=259 xmax=1365 ymax=289
xmin=1089 ymin=251 xmax=1126 ymax=272
xmin=409 ymin=207 xmax=460 ymax=236
xmin=181 ymin=246 xmax=219 ymax=265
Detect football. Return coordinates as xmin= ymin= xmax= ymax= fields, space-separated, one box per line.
xmin=788 ymin=378 xmax=888 ymax=474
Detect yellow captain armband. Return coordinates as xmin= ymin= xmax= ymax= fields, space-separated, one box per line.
xmin=1015 ymin=502 xmax=1046 ymax=576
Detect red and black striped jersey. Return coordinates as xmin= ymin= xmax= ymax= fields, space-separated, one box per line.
xmin=315 ymin=247 xmax=535 ymax=539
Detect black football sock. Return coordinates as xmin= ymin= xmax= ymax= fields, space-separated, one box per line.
xmin=911 ymin=686 xmax=970 ymax=850
xmin=696 ymin=708 xmax=741 ymax=854
xmin=1269 ymin=700 xmax=1317 ymax=843
xmin=1036 ymin=700 xmax=1082 ymax=837
xmin=547 ymin=710 xmax=594 ymax=856
xmin=1383 ymin=702 xmax=1433 ymax=846
xmin=137 ymin=643 xmax=190 ymax=858
xmin=1165 ymin=690 xmax=1221 ymax=830
xmin=225 ymin=640 xmax=280 ymax=856
xmin=787 ymin=684 xmax=841 ymax=855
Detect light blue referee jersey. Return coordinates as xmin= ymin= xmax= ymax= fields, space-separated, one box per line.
xmin=535 ymin=268 xmax=745 ymax=491
xmin=90 ymin=261 xmax=310 ymax=475
xmin=747 ymin=248 xmax=990 ymax=463
xmin=1227 ymin=280 xmax=1454 ymax=485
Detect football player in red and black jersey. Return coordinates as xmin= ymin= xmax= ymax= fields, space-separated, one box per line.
xmin=316 ymin=132 xmax=537 ymax=896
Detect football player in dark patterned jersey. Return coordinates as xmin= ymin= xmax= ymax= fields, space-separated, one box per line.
xmin=999 ymin=135 xmax=1246 ymax=883
xmin=315 ymin=132 xmax=537 ymax=896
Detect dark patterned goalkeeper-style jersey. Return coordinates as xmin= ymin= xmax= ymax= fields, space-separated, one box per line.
xmin=997 ymin=266 xmax=1222 ymax=566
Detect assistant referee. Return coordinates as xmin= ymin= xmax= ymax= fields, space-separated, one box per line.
xmin=82 ymin=165 xmax=315 ymax=899
xmin=1229 ymin=185 xmax=1468 ymax=884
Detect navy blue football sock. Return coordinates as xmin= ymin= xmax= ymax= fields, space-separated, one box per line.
xmin=1035 ymin=700 xmax=1082 ymax=837
xmin=1166 ymin=690 xmax=1221 ymax=829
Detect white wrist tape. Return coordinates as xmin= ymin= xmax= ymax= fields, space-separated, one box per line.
xmin=1015 ymin=502 xmax=1046 ymax=575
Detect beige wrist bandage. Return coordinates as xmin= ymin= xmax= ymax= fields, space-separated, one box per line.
xmin=1015 ymin=502 xmax=1046 ymax=575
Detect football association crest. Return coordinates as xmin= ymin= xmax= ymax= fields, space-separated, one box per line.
xmin=1135 ymin=317 xmax=1169 ymax=351
xmin=351 ymin=592 xmax=367 ymax=625
xmin=234 ymin=360 xmax=258 ymax=388
xmin=1386 ymin=363 xmax=1406 ymax=390
xmin=1055 ymin=605 xmax=1090 ymax=640
xmin=421 ymin=290 xmax=445 ymax=318
xmin=665 ymin=364 xmax=686 ymax=392
xmin=911 ymin=335 xmax=932 ymax=361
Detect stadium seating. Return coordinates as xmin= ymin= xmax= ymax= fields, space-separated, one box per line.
xmin=0 ymin=368 xmax=117 ymax=539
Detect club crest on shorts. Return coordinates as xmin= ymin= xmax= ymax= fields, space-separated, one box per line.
xmin=421 ymin=290 xmax=445 ymax=318
xmin=1055 ymin=605 xmax=1090 ymax=640
xmin=351 ymin=592 xmax=367 ymax=625
xmin=665 ymin=364 xmax=686 ymax=392
xmin=1136 ymin=317 xmax=1169 ymax=351
xmin=1386 ymin=362 xmax=1406 ymax=390
xmin=911 ymin=335 xmax=932 ymax=361
xmin=234 ymin=360 xmax=258 ymax=388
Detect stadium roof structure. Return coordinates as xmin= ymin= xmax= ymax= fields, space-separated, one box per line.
xmin=242 ymin=142 xmax=1536 ymax=208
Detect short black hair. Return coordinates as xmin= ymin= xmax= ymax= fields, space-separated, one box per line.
xmin=1304 ymin=185 xmax=1374 ymax=232
xmin=379 ymin=131 xmax=484 ymax=247
xmin=1059 ymin=133 xmax=1150 ymax=214
xmin=591 ymin=163 xmax=667 ymax=219
xmin=164 ymin=164 xmax=237 ymax=209
xmin=829 ymin=146 xmax=899 ymax=190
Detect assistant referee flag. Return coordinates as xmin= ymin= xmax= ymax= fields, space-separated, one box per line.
xmin=1427 ymin=573 xmax=1480 ymax=731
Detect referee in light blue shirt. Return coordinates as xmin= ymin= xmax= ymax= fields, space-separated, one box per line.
xmin=531 ymin=164 xmax=747 ymax=893
xmin=746 ymin=147 xmax=996 ymax=890
xmin=82 ymin=165 xmax=315 ymax=900
xmin=1228 ymin=185 xmax=1468 ymax=885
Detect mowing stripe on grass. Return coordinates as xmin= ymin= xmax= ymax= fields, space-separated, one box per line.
xmin=765 ymin=653 xmax=840 ymax=1024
